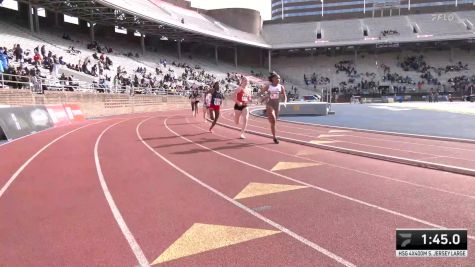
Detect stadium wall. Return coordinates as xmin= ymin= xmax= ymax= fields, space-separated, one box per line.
xmin=0 ymin=90 xmax=190 ymax=118
xmin=205 ymin=8 xmax=262 ymax=35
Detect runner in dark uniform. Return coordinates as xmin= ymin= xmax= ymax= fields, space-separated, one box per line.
xmin=209 ymin=81 xmax=224 ymax=133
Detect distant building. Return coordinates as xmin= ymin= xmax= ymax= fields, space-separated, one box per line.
xmin=161 ymin=0 xmax=192 ymax=9
xmin=270 ymin=0 xmax=475 ymax=22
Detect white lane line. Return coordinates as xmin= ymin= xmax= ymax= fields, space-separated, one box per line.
xmin=239 ymin=110 xmax=475 ymax=153
xmin=223 ymin=111 xmax=460 ymax=158
xmin=137 ymin=118 xmax=355 ymax=267
xmin=249 ymin=108 xmax=475 ymax=144
xmin=188 ymin=121 xmax=475 ymax=201
xmin=220 ymin=112 xmax=475 ymax=177
xmin=166 ymin=116 xmax=475 ymax=241
xmin=224 ymin=118 xmax=438 ymax=158
xmin=0 ymin=120 xmax=103 ymax=199
xmin=94 ymin=119 xmax=150 ymax=267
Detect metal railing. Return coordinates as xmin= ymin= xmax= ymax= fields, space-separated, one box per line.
xmin=0 ymin=72 xmax=183 ymax=96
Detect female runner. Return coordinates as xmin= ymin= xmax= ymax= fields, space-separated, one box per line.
xmin=261 ymin=72 xmax=287 ymax=144
xmin=189 ymin=89 xmax=200 ymax=117
xmin=234 ymin=76 xmax=251 ymax=139
xmin=209 ymin=81 xmax=224 ymax=133
xmin=202 ymin=86 xmax=211 ymax=122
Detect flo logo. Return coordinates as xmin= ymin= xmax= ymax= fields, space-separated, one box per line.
xmin=30 ymin=108 xmax=50 ymax=126
xmin=431 ymin=13 xmax=455 ymax=22
xmin=398 ymin=233 xmax=412 ymax=248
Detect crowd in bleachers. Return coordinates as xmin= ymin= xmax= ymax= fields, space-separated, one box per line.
xmin=382 ymin=63 xmax=414 ymax=85
xmin=304 ymin=73 xmax=330 ymax=86
xmin=444 ymin=61 xmax=469 ymax=73
xmin=380 ymin=30 xmax=399 ymax=38
xmin=335 ymin=60 xmax=357 ymax=76
xmin=290 ymin=50 xmax=475 ymax=98
xmin=448 ymin=75 xmax=475 ymax=95
xmin=400 ymin=55 xmax=428 ymax=72
xmin=0 ymin=33 xmax=247 ymax=95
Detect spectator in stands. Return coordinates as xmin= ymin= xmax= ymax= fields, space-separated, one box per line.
xmin=62 ymin=33 xmax=72 ymax=41
xmin=40 ymin=45 xmax=46 ymax=58
xmin=58 ymin=56 xmax=66 ymax=65
xmin=33 ymin=51 xmax=42 ymax=66
xmin=52 ymin=56 xmax=60 ymax=78
xmin=14 ymin=44 xmax=23 ymax=62
xmin=0 ymin=47 xmax=8 ymax=72
xmin=30 ymin=69 xmax=42 ymax=93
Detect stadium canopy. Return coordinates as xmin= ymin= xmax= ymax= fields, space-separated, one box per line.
xmin=19 ymin=0 xmax=270 ymax=48
xmin=12 ymin=1 xmax=475 ymax=50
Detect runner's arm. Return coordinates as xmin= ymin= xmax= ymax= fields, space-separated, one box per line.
xmin=260 ymin=84 xmax=269 ymax=94
xmin=281 ymin=85 xmax=288 ymax=103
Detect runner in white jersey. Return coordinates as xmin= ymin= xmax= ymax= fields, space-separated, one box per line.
xmin=261 ymin=72 xmax=287 ymax=144
xmin=202 ymin=86 xmax=211 ymax=122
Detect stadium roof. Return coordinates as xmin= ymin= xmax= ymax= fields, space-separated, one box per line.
xmin=19 ymin=1 xmax=475 ymax=50
xmin=23 ymin=0 xmax=270 ymax=48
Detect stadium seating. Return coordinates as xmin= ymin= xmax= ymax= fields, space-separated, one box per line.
xmin=365 ymin=16 xmax=414 ymax=39
xmin=263 ymin=22 xmax=318 ymax=48
xmin=0 ymin=18 xmax=272 ymax=95
xmin=321 ymin=20 xmax=364 ymax=42
xmin=273 ymin=47 xmax=475 ymax=95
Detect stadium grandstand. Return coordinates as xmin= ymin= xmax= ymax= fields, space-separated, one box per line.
xmin=1 ymin=0 xmax=475 ymax=102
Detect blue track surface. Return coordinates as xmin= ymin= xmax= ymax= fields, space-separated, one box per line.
xmin=254 ymin=103 xmax=475 ymax=140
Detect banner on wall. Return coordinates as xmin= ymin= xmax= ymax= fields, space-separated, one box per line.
xmin=46 ymin=105 xmax=71 ymax=127
xmin=63 ymin=104 xmax=85 ymax=122
xmin=0 ymin=106 xmax=54 ymax=141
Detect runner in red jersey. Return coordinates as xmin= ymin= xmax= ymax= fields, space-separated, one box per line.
xmin=234 ymin=76 xmax=251 ymax=139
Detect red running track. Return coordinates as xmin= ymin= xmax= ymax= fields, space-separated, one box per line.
xmin=0 ymin=109 xmax=474 ymax=266
xmin=219 ymin=109 xmax=475 ymax=171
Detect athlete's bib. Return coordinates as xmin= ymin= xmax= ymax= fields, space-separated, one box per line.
xmin=270 ymin=93 xmax=280 ymax=100
xmin=213 ymin=98 xmax=222 ymax=106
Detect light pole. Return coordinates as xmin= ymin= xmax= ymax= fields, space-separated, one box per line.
xmin=321 ymin=0 xmax=324 ymax=17
xmin=364 ymin=0 xmax=366 ymax=14
xmin=281 ymin=0 xmax=284 ymax=20
xmin=408 ymin=0 xmax=411 ymax=11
